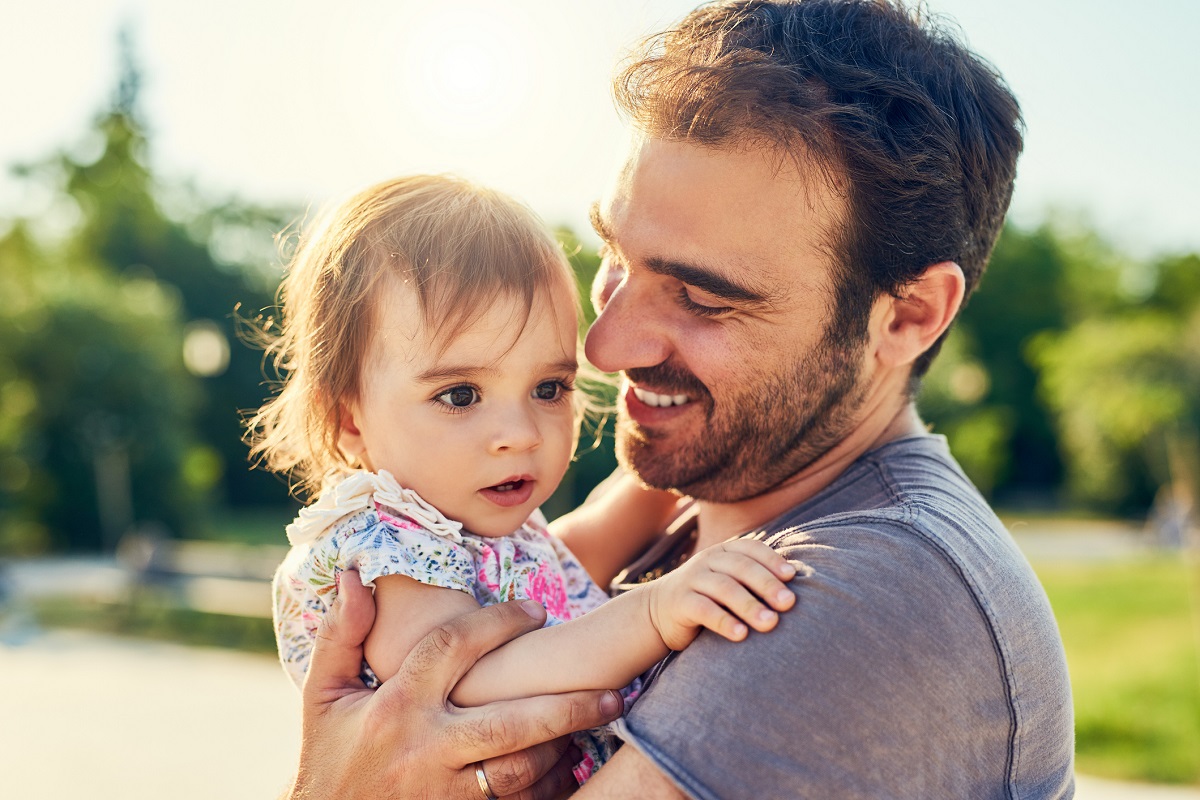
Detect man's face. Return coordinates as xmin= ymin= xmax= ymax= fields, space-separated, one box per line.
xmin=585 ymin=137 xmax=872 ymax=503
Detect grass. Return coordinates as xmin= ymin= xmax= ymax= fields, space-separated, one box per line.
xmin=190 ymin=507 xmax=295 ymax=546
xmin=1033 ymin=556 xmax=1200 ymax=784
xmin=31 ymin=597 xmax=277 ymax=655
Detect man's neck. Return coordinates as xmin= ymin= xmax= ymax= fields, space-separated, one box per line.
xmin=693 ymin=400 xmax=926 ymax=551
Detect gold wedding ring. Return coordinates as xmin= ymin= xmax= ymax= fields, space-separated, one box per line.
xmin=475 ymin=762 xmax=498 ymax=800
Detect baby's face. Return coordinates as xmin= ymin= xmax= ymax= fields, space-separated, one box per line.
xmin=339 ymin=278 xmax=580 ymax=537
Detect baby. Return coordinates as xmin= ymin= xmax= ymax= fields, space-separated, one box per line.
xmin=247 ymin=175 xmax=795 ymax=782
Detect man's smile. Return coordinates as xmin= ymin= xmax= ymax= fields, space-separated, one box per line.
xmin=632 ymin=387 xmax=692 ymax=407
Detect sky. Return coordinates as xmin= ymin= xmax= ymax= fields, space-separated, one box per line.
xmin=1 ymin=0 xmax=1198 ymax=258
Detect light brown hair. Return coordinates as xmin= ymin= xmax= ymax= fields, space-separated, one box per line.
xmin=246 ymin=175 xmax=578 ymax=499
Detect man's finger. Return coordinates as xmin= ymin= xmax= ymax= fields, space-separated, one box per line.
xmin=303 ymin=570 xmax=376 ymax=700
xmin=382 ymin=599 xmax=549 ymax=702
xmin=449 ymin=689 xmax=623 ymax=764
xmin=476 ymin=737 xmax=571 ymax=798
xmin=499 ymin=740 xmax=584 ymax=800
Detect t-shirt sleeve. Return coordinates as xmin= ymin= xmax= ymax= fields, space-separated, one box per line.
xmin=340 ymin=515 xmax=476 ymax=596
xmin=619 ymin=524 xmax=1016 ymax=800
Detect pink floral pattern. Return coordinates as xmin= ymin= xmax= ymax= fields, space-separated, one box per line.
xmin=271 ymin=470 xmax=623 ymax=782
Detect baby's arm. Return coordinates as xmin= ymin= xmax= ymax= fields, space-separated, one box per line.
xmin=364 ymin=539 xmax=796 ymax=707
xmin=550 ymin=469 xmax=685 ymax=586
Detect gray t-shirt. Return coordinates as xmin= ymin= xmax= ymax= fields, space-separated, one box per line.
xmin=613 ymin=434 xmax=1074 ymax=799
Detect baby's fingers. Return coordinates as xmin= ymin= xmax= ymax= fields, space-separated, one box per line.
xmin=682 ymin=591 xmax=750 ymax=643
xmin=687 ymin=570 xmax=782 ymax=635
xmin=722 ymin=539 xmax=797 ymax=582
xmin=707 ymin=545 xmax=796 ymax=614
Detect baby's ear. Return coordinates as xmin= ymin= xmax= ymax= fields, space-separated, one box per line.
xmin=336 ymin=401 xmax=368 ymax=462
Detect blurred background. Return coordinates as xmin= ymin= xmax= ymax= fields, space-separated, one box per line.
xmin=1 ymin=0 xmax=1197 ymax=797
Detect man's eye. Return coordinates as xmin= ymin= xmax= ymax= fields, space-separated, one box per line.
xmin=436 ymin=386 xmax=479 ymax=408
xmin=678 ymin=287 xmax=733 ymax=317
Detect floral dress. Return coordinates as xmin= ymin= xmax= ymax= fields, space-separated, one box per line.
xmin=272 ymin=469 xmax=627 ymax=782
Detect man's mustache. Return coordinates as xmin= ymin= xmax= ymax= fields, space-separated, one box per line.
xmin=625 ymin=363 xmax=709 ymax=400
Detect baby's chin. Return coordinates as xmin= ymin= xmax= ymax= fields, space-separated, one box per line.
xmin=456 ymin=509 xmax=533 ymax=538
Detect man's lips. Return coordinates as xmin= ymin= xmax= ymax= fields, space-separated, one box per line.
xmin=478 ymin=476 xmax=535 ymax=508
xmin=623 ymin=383 xmax=698 ymax=425
xmin=631 ymin=386 xmax=691 ymax=408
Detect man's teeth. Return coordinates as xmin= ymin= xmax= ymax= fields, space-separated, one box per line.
xmin=633 ymin=387 xmax=691 ymax=408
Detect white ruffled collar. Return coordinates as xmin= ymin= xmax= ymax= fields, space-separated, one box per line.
xmin=286 ymin=469 xmax=464 ymax=546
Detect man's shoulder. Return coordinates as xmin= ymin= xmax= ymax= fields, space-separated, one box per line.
xmin=759 ymin=433 xmax=1012 ymax=582
xmin=621 ymin=436 xmax=1075 ymax=799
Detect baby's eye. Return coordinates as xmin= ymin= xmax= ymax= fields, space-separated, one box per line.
xmin=532 ymin=380 xmax=567 ymax=402
xmin=436 ymin=385 xmax=479 ymax=408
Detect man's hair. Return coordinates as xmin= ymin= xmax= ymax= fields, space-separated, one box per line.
xmin=615 ymin=0 xmax=1023 ymax=379
xmin=246 ymin=174 xmax=577 ymax=498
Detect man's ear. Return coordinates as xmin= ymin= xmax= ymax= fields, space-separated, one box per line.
xmin=337 ymin=401 xmax=368 ymax=463
xmin=871 ymin=261 xmax=965 ymax=368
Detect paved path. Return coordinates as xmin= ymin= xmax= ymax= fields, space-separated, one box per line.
xmin=1 ymin=629 xmax=300 ymax=800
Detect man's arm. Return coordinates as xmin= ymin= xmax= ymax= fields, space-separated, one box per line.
xmin=550 ymin=468 xmax=683 ymax=586
xmin=288 ymin=570 xmax=623 ymax=800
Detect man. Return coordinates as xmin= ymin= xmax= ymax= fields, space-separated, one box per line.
xmin=288 ymin=1 xmax=1074 ymax=797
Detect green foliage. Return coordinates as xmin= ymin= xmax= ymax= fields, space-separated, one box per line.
xmin=919 ymin=331 xmax=1014 ymax=495
xmin=1029 ymin=313 xmax=1199 ymax=507
xmin=0 ymin=257 xmax=200 ymax=550
xmin=0 ymin=36 xmax=294 ymax=553
xmin=1035 ymin=557 xmax=1200 ymax=784
xmin=921 ymin=219 xmax=1200 ymax=513
xmin=544 ymin=227 xmax=619 ymax=516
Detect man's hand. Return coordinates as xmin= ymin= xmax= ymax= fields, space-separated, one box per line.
xmin=289 ymin=571 xmax=623 ymax=800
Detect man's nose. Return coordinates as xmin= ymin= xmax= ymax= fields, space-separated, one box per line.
xmin=584 ymin=266 xmax=671 ymax=373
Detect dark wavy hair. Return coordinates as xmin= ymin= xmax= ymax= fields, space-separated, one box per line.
xmin=615 ymin=0 xmax=1023 ymax=380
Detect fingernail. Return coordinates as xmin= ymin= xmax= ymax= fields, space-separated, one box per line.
xmin=600 ymin=690 xmax=622 ymax=718
xmin=780 ymin=562 xmax=796 ymax=577
xmin=777 ymin=589 xmax=793 ymax=605
xmin=520 ymin=599 xmax=545 ymax=618
xmin=733 ymin=623 xmax=748 ymax=638
xmin=758 ymin=608 xmax=776 ymax=623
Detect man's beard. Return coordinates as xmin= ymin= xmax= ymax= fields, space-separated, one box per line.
xmin=616 ymin=327 xmax=869 ymax=503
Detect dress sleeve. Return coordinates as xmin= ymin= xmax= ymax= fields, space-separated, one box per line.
xmin=339 ymin=513 xmax=477 ymax=596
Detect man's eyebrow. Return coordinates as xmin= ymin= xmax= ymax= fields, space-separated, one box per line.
xmin=646 ymin=257 xmax=771 ymax=304
xmin=589 ymin=202 xmax=612 ymax=242
xmin=590 ymin=202 xmax=768 ymax=304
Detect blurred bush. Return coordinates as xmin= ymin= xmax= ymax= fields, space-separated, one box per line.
xmin=0 ymin=39 xmax=295 ymax=553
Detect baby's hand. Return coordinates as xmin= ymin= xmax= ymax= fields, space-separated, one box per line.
xmin=647 ymin=539 xmax=796 ymax=651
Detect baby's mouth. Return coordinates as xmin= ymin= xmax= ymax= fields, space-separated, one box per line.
xmin=479 ymin=476 xmax=535 ymax=508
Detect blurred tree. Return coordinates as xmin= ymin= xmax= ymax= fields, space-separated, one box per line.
xmin=1029 ymin=310 xmax=1199 ymax=511
xmin=0 ymin=30 xmax=296 ymax=552
xmin=920 ymin=223 xmax=1073 ymax=503
xmin=0 ymin=252 xmax=200 ymax=552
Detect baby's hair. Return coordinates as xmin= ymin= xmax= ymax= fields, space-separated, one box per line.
xmin=246 ymin=174 xmax=581 ymax=500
